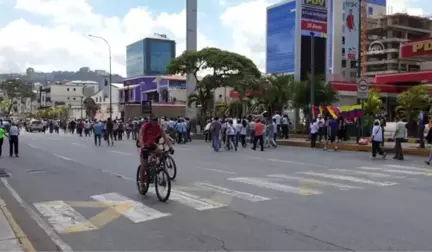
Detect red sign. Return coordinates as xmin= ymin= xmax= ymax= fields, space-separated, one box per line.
xmin=301 ymin=20 xmax=327 ymax=33
xmin=400 ymin=38 xmax=432 ymax=59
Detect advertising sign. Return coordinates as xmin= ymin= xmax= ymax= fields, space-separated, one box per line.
xmin=357 ymin=78 xmax=369 ymax=99
xmin=266 ymin=1 xmax=296 ymax=74
xmin=368 ymin=41 xmax=385 ymax=54
xmin=301 ymin=0 xmax=327 ymax=36
xmin=301 ymin=20 xmax=327 ymax=33
xmin=303 ymin=0 xmax=327 ymax=9
xmin=342 ymin=0 xmax=360 ymax=60
xmin=400 ymin=38 xmax=432 ymax=59
xmin=302 ymin=7 xmax=327 ymax=22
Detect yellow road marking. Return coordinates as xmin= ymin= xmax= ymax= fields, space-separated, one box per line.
xmin=62 ymin=202 xmax=132 ymax=233
xmin=0 ymin=205 xmax=36 ymax=252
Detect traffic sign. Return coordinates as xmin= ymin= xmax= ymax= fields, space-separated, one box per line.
xmin=357 ymin=78 xmax=369 ymax=99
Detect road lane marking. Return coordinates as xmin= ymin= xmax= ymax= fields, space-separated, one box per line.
xmin=297 ymin=172 xmax=397 ymax=186
xmin=1 ymin=179 xmax=73 ymax=251
xmin=228 ymin=177 xmax=322 ymax=195
xmin=47 ymin=137 xmax=61 ymax=140
xmin=91 ymin=192 xmax=170 ymax=223
xmin=383 ymin=164 xmax=432 ymax=173
xmin=173 ymin=147 xmax=191 ymax=151
xmin=194 ymin=182 xmax=271 ymax=202
xmin=33 ymin=201 xmax=98 ymax=234
xmin=71 ymin=142 xmax=88 ymax=148
xmin=27 ymin=144 xmax=39 ymax=149
xmin=108 ymin=150 xmax=133 ymax=156
xmin=329 ymin=169 xmax=406 ymax=179
xmin=359 ymin=167 xmax=432 ymax=176
xmin=247 ymin=156 xmax=328 ymax=168
xmin=164 ymin=190 xmax=225 ymax=210
xmin=267 ymin=174 xmax=363 ymax=190
xmin=0 ymin=203 xmax=36 ymax=252
xmin=53 ymin=154 xmax=72 ymax=161
xmin=197 ymin=167 xmax=236 ymax=175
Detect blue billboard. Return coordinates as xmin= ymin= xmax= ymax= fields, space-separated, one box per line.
xmin=366 ymin=0 xmax=386 ymax=6
xmin=266 ymin=1 xmax=297 ymax=74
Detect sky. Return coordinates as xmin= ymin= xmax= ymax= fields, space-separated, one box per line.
xmin=0 ymin=0 xmax=428 ymax=76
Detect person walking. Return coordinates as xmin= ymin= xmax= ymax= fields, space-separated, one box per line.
xmin=0 ymin=126 xmax=6 ymax=158
xmin=8 ymin=122 xmax=19 ymax=157
xmin=93 ymin=121 xmax=103 ymax=146
xmin=371 ymin=119 xmax=387 ymax=159
xmin=393 ymin=116 xmax=405 ymax=160
xmin=252 ymin=119 xmax=265 ymax=151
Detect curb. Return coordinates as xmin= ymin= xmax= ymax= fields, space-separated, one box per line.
xmin=276 ymin=140 xmax=430 ymax=156
xmin=0 ymin=198 xmax=35 ymax=252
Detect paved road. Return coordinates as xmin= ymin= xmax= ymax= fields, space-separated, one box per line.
xmin=1 ymin=131 xmax=432 ymax=251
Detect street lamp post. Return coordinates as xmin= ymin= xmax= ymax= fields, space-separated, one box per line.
xmin=88 ymin=34 xmax=112 ymax=119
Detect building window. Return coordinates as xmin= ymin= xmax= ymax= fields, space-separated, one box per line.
xmin=350 ymin=60 xmax=357 ymax=69
xmin=67 ymin=97 xmax=70 ymax=100
xmin=73 ymin=88 xmax=76 ymax=91
xmin=342 ymin=48 xmax=345 ymax=57
xmin=342 ymin=36 xmax=345 ymax=45
xmin=73 ymin=97 xmax=76 ymax=100
xmin=67 ymin=88 xmax=69 ymax=91
xmin=368 ymin=7 xmax=373 ymax=15
xmin=342 ymin=60 xmax=347 ymax=68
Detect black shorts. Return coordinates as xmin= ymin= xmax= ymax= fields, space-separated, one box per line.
xmin=140 ymin=144 xmax=157 ymax=159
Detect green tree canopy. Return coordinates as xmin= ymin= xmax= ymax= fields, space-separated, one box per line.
xmin=396 ymin=86 xmax=431 ymax=122
xmin=254 ymin=74 xmax=293 ymax=118
xmin=0 ymin=78 xmax=33 ymax=117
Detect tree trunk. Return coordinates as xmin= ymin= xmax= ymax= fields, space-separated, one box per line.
xmin=5 ymin=99 xmax=13 ymax=118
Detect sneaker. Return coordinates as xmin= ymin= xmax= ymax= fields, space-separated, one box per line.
xmin=426 ymin=161 xmax=431 ymax=165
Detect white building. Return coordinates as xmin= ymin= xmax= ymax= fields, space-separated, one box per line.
xmin=88 ymin=83 xmax=122 ymax=120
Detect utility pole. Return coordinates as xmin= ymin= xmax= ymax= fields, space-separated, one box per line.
xmin=357 ymin=0 xmax=364 ymax=137
xmin=310 ymin=32 xmax=316 ymax=120
xmin=80 ymin=96 xmax=83 ymax=119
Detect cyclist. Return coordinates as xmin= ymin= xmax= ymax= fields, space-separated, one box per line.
xmin=138 ymin=116 xmax=173 ymax=187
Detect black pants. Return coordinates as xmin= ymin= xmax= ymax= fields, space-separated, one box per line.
xmin=240 ymin=134 xmax=246 ymax=147
xmin=311 ymin=133 xmax=317 ymax=148
xmin=252 ymin=135 xmax=264 ymax=151
xmin=94 ymin=134 xmax=102 ymax=146
xmin=9 ymin=136 xmax=18 ymax=156
xmin=0 ymin=138 xmax=3 ymax=157
xmin=372 ymin=140 xmax=384 ymax=157
xmin=394 ymin=138 xmax=404 ymax=159
xmin=281 ymin=124 xmax=289 ymax=139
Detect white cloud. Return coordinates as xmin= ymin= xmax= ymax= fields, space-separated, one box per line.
xmin=0 ymin=0 xmax=215 ymax=76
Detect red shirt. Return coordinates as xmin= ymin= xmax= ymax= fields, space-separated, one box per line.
xmin=255 ymin=122 xmax=265 ymax=136
xmin=141 ymin=122 xmax=161 ymax=146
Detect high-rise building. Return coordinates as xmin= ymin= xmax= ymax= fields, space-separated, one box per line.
xmin=126 ymin=37 xmax=176 ymax=78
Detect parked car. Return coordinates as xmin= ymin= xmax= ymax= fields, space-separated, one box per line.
xmin=29 ymin=120 xmax=44 ymax=132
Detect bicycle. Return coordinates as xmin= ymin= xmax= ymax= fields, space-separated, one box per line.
xmin=136 ymin=149 xmax=172 ymax=202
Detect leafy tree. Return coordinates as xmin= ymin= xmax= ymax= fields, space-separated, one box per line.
xmin=363 ymin=88 xmax=383 ymax=116
xmin=83 ymin=98 xmax=99 ymax=119
xmin=291 ymin=74 xmax=339 ymax=117
xmin=0 ymin=79 xmax=33 ymax=117
xmin=167 ymin=47 xmax=261 ymax=116
xmin=254 ymin=74 xmax=293 ymax=119
xmin=396 ymin=86 xmax=431 ymax=123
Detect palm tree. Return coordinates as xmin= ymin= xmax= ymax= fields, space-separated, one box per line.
xmin=187 ymin=82 xmax=214 ymax=118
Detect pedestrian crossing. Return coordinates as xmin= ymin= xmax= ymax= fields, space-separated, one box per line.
xmin=32 ymin=163 xmax=432 ymax=233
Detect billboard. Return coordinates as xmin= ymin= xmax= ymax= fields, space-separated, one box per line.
xmin=342 ymin=0 xmax=360 ymax=60
xmin=301 ymin=0 xmax=327 ymax=37
xmin=400 ymin=38 xmax=432 ymax=59
xmin=266 ymin=1 xmax=297 ymax=74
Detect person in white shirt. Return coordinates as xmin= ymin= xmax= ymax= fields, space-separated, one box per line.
xmin=239 ymin=119 xmax=248 ymax=148
xmin=84 ymin=121 xmax=92 ymax=137
xmin=272 ymin=112 xmax=281 ymax=137
xmin=371 ymin=119 xmax=386 ymax=159
xmin=310 ymin=121 xmax=319 ymax=148
xmin=249 ymin=119 xmax=256 ymax=144
xmin=8 ymin=122 xmax=19 ymax=157
xmin=226 ymin=120 xmax=237 ymax=151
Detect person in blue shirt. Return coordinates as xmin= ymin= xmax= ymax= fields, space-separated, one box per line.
xmin=175 ymin=119 xmax=186 ymax=143
xmin=93 ymin=121 xmax=104 ymax=146
xmin=324 ymin=117 xmax=339 ymax=151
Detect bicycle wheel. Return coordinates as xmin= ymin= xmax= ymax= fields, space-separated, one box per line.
xmin=136 ymin=165 xmax=150 ymax=195
xmin=163 ymin=155 xmax=177 ymax=180
xmin=154 ymin=168 xmax=171 ymax=202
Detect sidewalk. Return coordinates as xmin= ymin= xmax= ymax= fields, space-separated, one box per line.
xmin=0 ymin=197 xmax=31 ymax=252
xmin=276 ymin=138 xmax=431 ymax=157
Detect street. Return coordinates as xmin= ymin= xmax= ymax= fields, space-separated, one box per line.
xmin=1 ymin=132 xmax=432 ymax=251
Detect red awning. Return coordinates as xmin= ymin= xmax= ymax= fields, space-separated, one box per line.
xmin=375 ymin=70 xmax=432 ymax=85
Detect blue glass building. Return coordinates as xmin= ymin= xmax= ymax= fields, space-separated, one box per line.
xmin=126 ymin=38 xmax=176 ymax=78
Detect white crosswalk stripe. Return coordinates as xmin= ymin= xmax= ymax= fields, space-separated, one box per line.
xmin=228 ymin=177 xmax=322 ymax=195
xmin=91 ymin=192 xmax=171 ymax=223
xmin=193 ymin=182 xmax=271 ymax=202
xmin=297 ymin=171 xmax=397 ymax=186
xmin=383 ymin=164 xmax=432 ymax=172
xmin=267 ymin=174 xmax=363 ymax=190
xmin=330 ymin=169 xmax=407 ymax=179
xmin=167 ymin=190 xmax=226 ymax=210
xmin=358 ymin=167 xmax=432 ymax=176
